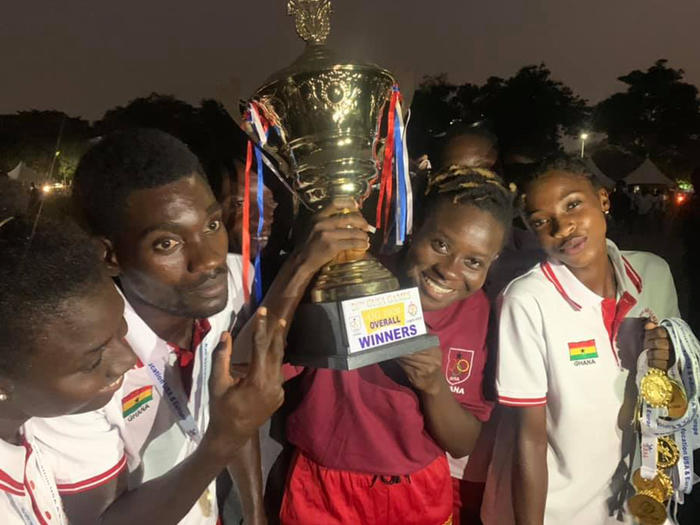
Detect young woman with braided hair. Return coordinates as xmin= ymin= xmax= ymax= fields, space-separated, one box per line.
xmin=278 ymin=165 xmax=513 ymax=524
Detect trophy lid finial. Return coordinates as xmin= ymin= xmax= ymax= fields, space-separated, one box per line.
xmin=287 ymin=0 xmax=332 ymax=44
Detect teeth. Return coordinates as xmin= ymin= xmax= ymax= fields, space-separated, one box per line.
xmin=422 ymin=274 xmax=454 ymax=295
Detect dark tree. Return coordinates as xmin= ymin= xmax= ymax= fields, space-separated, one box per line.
xmin=594 ymin=59 xmax=700 ymax=174
xmin=477 ymin=64 xmax=588 ymax=161
xmin=0 ymin=111 xmax=91 ymax=180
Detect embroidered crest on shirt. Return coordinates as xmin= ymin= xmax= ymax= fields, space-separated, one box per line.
xmin=568 ymin=339 xmax=599 ymax=366
xmin=446 ymin=348 xmax=474 ymax=385
xmin=122 ymin=386 xmax=153 ymax=420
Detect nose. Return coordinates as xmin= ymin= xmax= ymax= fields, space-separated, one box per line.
xmin=107 ymin=334 xmax=138 ymax=378
xmin=187 ymin=237 xmax=225 ymax=274
xmin=550 ymin=217 xmax=575 ymax=239
xmin=435 ymin=255 xmax=461 ymax=281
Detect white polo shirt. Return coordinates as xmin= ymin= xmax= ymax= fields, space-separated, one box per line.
xmin=486 ymin=240 xmax=679 ymax=525
xmin=0 ymin=422 xmax=67 ymax=525
xmin=32 ymin=254 xmax=249 ymax=525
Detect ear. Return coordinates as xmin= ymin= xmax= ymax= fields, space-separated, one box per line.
xmin=99 ymin=237 xmax=121 ymax=277
xmin=598 ymin=187 xmax=610 ymax=214
xmin=0 ymin=378 xmax=14 ymax=403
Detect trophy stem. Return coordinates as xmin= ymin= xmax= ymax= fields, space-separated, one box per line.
xmin=310 ymin=255 xmax=399 ymax=303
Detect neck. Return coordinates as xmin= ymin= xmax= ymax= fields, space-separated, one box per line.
xmin=0 ymin=411 xmax=28 ymax=446
xmin=568 ymin=249 xmax=616 ymax=299
xmin=122 ymin=288 xmax=194 ymax=348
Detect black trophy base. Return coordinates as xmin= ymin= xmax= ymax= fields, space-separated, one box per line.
xmin=286 ymin=301 xmax=439 ymax=370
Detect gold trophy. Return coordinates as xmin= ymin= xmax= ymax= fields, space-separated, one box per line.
xmin=242 ymin=0 xmax=437 ymax=369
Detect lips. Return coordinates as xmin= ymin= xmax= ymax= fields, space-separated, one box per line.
xmin=99 ymin=374 xmax=124 ymax=394
xmin=419 ymin=271 xmax=457 ymax=300
xmin=559 ymin=235 xmax=587 ymax=256
xmin=192 ymin=272 xmax=228 ymax=298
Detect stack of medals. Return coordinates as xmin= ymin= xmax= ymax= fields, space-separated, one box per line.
xmin=629 ymin=318 xmax=700 ymax=525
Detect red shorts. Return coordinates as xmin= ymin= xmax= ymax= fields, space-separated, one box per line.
xmin=280 ymin=452 xmax=453 ymax=525
xmin=451 ymin=478 xmax=485 ymax=525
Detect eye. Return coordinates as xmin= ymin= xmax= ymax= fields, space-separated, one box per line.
xmin=83 ymin=352 xmax=103 ymax=372
xmin=530 ymin=218 xmax=548 ymax=230
xmin=206 ymin=219 xmax=222 ymax=232
xmin=566 ymin=199 xmax=582 ymax=211
xmin=153 ymin=237 xmax=181 ymax=253
xmin=431 ymin=239 xmax=449 ymax=254
xmin=464 ymin=258 xmax=483 ymax=270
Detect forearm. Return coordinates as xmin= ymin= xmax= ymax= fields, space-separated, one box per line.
xmin=420 ymin=380 xmax=482 ymax=458
xmin=513 ymin=417 xmax=548 ymax=525
xmin=227 ymin=435 xmax=264 ymax=524
xmin=259 ymin=250 xmax=316 ymax=324
xmin=96 ymin=439 xmax=228 ymax=525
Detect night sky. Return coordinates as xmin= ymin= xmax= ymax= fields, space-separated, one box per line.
xmin=2 ymin=0 xmax=699 ymax=120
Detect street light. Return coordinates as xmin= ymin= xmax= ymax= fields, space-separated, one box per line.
xmin=580 ymin=132 xmax=589 ymax=158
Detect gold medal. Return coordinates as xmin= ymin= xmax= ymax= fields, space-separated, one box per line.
xmin=632 ymin=469 xmax=674 ymax=501
xmin=657 ymin=436 xmax=680 ymax=469
xmin=640 ymin=368 xmax=673 ymax=408
xmin=665 ymin=380 xmax=688 ymax=420
xmin=628 ymin=490 xmax=667 ymax=525
xmin=198 ymin=488 xmax=213 ymax=517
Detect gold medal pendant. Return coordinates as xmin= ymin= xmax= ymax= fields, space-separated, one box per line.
xmin=628 ymin=489 xmax=667 ymax=525
xmin=198 ymin=488 xmax=213 ymax=517
xmin=665 ymin=380 xmax=688 ymax=420
xmin=640 ymin=368 xmax=673 ymax=408
xmin=657 ymin=436 xmax=680 ymax=469
xmin=632 ymin=469 xmax=674 ymax=501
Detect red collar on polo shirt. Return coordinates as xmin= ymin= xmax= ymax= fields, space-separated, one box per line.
xmin=167 ymin=319 xmax=212 ymax=368
xmin=539 ymin=240 xmax=643 ymax=313
xmin=539 ymin=240 xmax=643 ymax=366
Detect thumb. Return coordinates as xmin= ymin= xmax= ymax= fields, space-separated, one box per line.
xmin=209 ymin=331 xmax=234 ymax=398
xmin=644 ymin=320 xmax=658 ymax=331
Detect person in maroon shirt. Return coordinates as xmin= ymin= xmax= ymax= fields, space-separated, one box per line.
xmin=263 ymin=166 xmax=512 ymax=525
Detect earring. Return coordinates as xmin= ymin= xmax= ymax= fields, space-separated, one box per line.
xmin=605 ymin=210 xmax=610 ymax=215
xmin=0 ymin=393 xmax=8 ymax=402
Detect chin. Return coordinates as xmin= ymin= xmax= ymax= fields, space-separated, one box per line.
xmin=190 ymin=291 xmax=229 ymax=318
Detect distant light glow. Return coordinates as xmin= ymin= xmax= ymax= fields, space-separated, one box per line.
xmin=42 ymin=184 xmax=52 ymax=193
xmin=580 ymin=132 xmax=589 ymax=140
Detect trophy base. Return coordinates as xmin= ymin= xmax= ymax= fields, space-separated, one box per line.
xmin=310 ymin=256 xmax=399 ymax=303
xmin=287 ymin=289 xmax=438 ymax=370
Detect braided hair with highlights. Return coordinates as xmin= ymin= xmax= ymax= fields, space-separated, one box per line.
xmin=421 ymin=165 xmax=514 ymax=236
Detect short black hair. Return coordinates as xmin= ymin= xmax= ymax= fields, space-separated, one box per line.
xmin=422 ymin=165 xmax=513 ymax=237
xmin=0 ymin=215 xmax=105 ymax=377
xmin=438 ymin=123 xmax=499 ymax=167
xmin=526 ymin=154 xmax=600 ymax=192
xmin=73 ymin=128 xmax=205 ymax=237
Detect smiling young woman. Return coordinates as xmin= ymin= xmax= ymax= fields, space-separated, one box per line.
xmin=278 ymin=166 xmax=513 ymax=525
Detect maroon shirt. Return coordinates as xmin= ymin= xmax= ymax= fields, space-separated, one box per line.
xmin=285 ymin=290 xmax=493 ymax=476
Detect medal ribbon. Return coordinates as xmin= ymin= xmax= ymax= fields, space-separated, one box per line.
xmin=634 ymin=318 xmax=700 ymax=495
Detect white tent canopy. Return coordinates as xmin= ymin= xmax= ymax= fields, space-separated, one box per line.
xmin=584 ymin=158 xmax=615 ymax=188
xmin=624 ymin=159 xmax=675 ymax=186
xmin=7 ymin=162 xmax=45 ymax=185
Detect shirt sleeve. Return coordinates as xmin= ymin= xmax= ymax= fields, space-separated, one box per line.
xmin=495 ymin=293 xmax=549 ymax=407
xmin=31 ymin=408 xmax=126 ymax=495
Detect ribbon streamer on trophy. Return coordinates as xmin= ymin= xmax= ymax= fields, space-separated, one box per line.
xmin=629 ymin=318 xmax=700 ymax=525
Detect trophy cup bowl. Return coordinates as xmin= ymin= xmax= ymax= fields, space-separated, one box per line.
xmin=250 ymin=43 xmax=400 ymax=303
xmin=242 ymin=0 xmax=438 ymax=368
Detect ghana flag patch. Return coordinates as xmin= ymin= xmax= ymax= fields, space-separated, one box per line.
xmin=568 ymin=339 xmax=598 ymax=361
xmin=122 ymin=386 xmax=153 ymax=417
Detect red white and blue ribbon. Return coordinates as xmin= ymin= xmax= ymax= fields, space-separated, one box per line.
xmin=375 ymin=85 xmax=413 ymax=246
xmin=243 ymin=102 xmax=270 ymax=304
